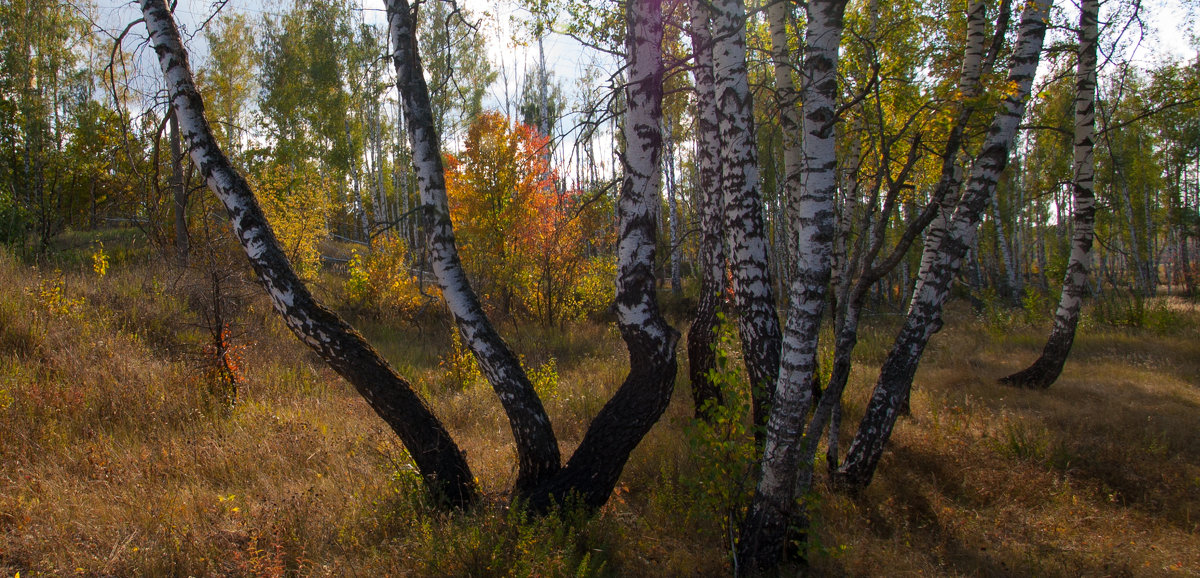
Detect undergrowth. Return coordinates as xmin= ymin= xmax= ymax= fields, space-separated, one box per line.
xmin=1 ymin=235 xmax=1198 ymax=576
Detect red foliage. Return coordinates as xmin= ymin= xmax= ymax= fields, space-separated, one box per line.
xmin=445 ymin=112 xmax=613 ymax=324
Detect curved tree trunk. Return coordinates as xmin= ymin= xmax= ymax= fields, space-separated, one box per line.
xmin=139 ymin=0 xmax=475 ymax=507
xmin=526 ymin=0 xmax=679 ymax=510
xmin=822 ymin=0 xmax=1009 ymax=470
xmin=1001 ymin=0 xmax=1098 ymax=389
xmin=387 ymin=0 xmax=561 ymax=495
xmin=686 ymin=0 xmax=727 ymax=419
xmin=737 ymin=0 xmax=847 ymax=570
xmin=711 ymin=0 xmax=782 ymax=435
xmin=835 ymin=0 xmax=1052 ymax=492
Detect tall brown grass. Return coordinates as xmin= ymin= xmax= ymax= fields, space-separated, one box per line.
xmin=0 ymin=237 xmax=1197 ymax=576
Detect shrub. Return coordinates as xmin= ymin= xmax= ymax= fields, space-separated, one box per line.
xmin=249 ymin=162 xmax=333 ymax=280
xmin=91 ymin=242 xmax=109 ymax=277
xmin=440 ymin=327 xmax=482 ymax=390
xmin=682 ymin=316 xmax=757 ymax=555
xmin=343 ymin=235 xmax=432 ymax=320
xmin=1087 ymin=290 xmax=1182 ymax=333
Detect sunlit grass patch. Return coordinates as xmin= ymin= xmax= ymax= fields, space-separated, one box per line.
xmin=3 ymin=238 xmax=1199 ymax=575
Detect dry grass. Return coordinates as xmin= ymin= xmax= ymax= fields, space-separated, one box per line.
xmin=815 ymin=302 xmax=1200 ymax=577
xmin=1 ymin=239 xmax=1198 ymax=576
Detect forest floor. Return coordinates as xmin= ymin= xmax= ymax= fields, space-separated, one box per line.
xmin=0 ymin=230 xmax=1198 ymax=576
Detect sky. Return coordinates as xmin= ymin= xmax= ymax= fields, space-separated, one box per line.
xmin=90 ymin=0 xmax=620 ymax=179
xmin=89 ymin=0 xmax=1197 ymax=180
xmin=90 ymin=0 xmax=1200 ymax=94
xmin=90 ymin=0 xmax=614 ymax=115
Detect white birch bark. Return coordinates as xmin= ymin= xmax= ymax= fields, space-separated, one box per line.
xmin=139 ymin=0 xmax=475 ymax=506
xmin=686 ymin=0 xmax=727 ymax=417
xmin=961 ymin=0 xmax=988 ymax=100
xmin=836 ymin=0 xmax=1053 ymax=490
xmin=711 ymin=0 xmax=782 ymax=432
xmin=387 ymin=0 xmax=561 ymax=494
xmin=1002 ymin=0 xmax=1098 ymax=388
xmin=737 ymin=0 xmax=848 ymax=569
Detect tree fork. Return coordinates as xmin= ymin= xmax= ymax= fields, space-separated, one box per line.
xmin=525 ymin=0 xmax=679 ymax=511
xmin=387 ymin=0 xmax=561 ymax=494
xmin=139 ymin=0 xmax=476 ymax=507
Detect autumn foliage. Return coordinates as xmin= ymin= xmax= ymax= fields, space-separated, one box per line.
xmin=445 ymin=111 xmax=614 ymax=325
xmin=344 ymin=234 xmax=432 ymax=321
xmin=248 ymin=162 xmax=333 ymax=280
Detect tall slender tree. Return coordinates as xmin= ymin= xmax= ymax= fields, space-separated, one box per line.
xmin=737 ymin=0 xmax=848 ymax=569
xmin=711 ymin=0 xmax=782 ymax=433
xmin=1002 ymin=0 xmax=1099 ymax=388
xmin=138 ymin=0 xmax=477 ymax=507
xmin=685 ymin=0 xmax=726 ymax=418
xmin=389 ymin=0 xmax=561 ymax=495
xmin=836 ymin=0 xmax=1054 ymax=490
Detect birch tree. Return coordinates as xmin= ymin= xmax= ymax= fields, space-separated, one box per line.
xmin=767 ymin=0 xmax=802 ymax=235
xmin=389 ymin=0 xmax=561 ymax=495
xmin=1002 ymin=0 xmax=1099 ymax=388
xmin=711 ymin=0 xmax=782 ymax=432
xmin=836 ymin=0 xmax=1054 ymax=490
xmin=138 ymin=0 xmax=476 ymax=507
xmin=736 ymin=0 xmax=848 ymax=569
xmin=685 ymin=0 xmax=726 ymax=418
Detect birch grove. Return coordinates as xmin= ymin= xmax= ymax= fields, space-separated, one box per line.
xmin=141 ymin=0 xmax=680 ymax=514
xmin=94 ymin=0 xmax=1200 ymax=573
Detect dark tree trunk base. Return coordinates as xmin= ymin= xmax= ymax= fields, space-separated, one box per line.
xmin=1000 ymin=323 xmax=1074 ymax=389
xmin=522 ymin=330 xmax=680 ymax=513
xmin=999 ymin=355 xmax=1063 ymax=389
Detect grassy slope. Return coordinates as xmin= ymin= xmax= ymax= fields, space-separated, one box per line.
xmin=0 ymin=233 xmax=1197 ymax=576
